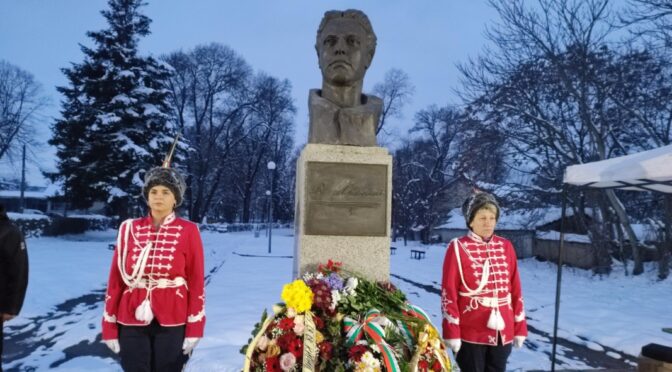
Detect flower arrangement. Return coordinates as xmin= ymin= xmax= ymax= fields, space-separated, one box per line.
xmin=242 ymin=260 xmax=451 ymax=372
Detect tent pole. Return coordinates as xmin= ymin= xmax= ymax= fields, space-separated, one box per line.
xmin=551 ymin=185 xmax=567 ymax=371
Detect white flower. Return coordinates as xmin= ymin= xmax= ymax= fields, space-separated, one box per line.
xmin=286 ymin=307 xmax=297 ymax=318
xmin=372 ymin=315 xmax=391 ymax=329
xmin=361 ymin=351 xmax=381 ymax=368
xmin=256 ymin=335 xmax=270 ymax=351
xmin=293 ymin=315 xmax=305 ymax=335
xmin=279 ymin=352 xmax=297 ymax=371
xmin=344 ymin=277 xmax=359 ymax=294
xmin=370 ymin=344 xmax=380 ymax=353
xmin=330 ymin=290 xmax=341 ymax=310
xmin=272 ymin=304 xmax=284 ymax=315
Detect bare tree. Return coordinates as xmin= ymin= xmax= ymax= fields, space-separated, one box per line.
xmin=163 ymin=43 xmax=256 ymax=222
xmin=229 ymin=74 xmax=295 ymax=223
xmin=622 ymin=0 xmax=672 ymax=49
xmin=458 ymin=0 xmax=658 ymax=274
xmin=0 ymin=60 xmax=45 ymax=162
xmin=372 ymin=68 xmax=414 ymax=135
xmin=392 ymin=105 xmax=464 ymax=243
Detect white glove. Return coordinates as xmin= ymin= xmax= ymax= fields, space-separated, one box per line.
xmin=445 ymin=338 xmax=461 ymax=353
xmin=513 ymin=336 xmax=526 ymax=348
xmin=182 ymin=337 xmax=200 ymax=355
xmin=104 ymin=339 xmax=120 ymax=354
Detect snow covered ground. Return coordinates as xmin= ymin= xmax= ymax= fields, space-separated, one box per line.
xmin=3 ymin=228 xmax=671 ymax=371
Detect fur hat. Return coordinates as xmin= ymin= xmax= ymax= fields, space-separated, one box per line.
xmin=462 ymin=191 xmax=500 ymax=229
xmin=142 ymin=167 xmax=186 ymax=207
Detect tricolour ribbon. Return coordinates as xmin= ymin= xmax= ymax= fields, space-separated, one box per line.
xmin=396 ymin=303 xmax=433 ymax=349
xmin=343 ymin=309 xmax=400 ymax=372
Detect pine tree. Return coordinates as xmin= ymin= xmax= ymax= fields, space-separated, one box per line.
xmin=49 ymin=0 xmax=175 ymax=218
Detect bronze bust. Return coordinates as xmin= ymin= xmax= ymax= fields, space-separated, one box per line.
xmin=308 ymin=10 xmax=382 ymax=146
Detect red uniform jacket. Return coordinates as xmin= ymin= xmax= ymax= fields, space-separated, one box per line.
xmin=102 ymin=212 xmax=205 ymax=339
xmin=441 ymin=232 xmax=527 ymax=345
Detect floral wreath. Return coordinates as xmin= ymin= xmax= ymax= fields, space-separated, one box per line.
xmin=241 ymin=260 xmax=451 ymax=372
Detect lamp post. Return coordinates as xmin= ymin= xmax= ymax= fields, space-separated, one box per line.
xmin=267 ymin=161 xmax=276 ymax=253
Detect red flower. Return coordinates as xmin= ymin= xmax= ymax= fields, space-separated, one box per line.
xmin=348 ymin=345 xmax=368 ymax=362
xmin=418 ymin=359 xmax=429 ymax=371
xmin=278 ymin=317 xmax=295 ymax=331
xmin=378 ymin=281 xmax=399 ymax=293
xmin=318 ymin=259 xmax=343 ymax=274
xmin=277 ymin=333 xmax=297 ymax=350
xmin=265 ymin=356 xmax=281 ymax=372
xmin=431 ymin=359 xmax=443 ymax=371
xmin=306 ymin=279 xmax=333 ymax=314
xmin=319 ymin=341 xmax=333 ymax=360
xmin=289 ymin=337 xmax=303 ymax=358
xmin=313 ymin=314 xmax=325 ymax=330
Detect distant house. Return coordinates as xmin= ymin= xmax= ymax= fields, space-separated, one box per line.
xmin=0 ymin=188 xmax=49 ymax=213
xmin=433 ymin=207 xmax=591 ymax=260
xmin=1 ymin=180 xmax=107 ymax=216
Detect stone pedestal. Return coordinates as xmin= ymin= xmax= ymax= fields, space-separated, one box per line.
xmin=293 ymin=144 xmax=392 ymax=282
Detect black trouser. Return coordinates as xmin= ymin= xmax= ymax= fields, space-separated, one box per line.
xmin=456 ymin=338 xmax=512 ymax=372
xmin=118 ymin=320 xmax=188 ymax=372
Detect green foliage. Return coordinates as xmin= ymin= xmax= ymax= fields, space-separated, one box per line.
xmin=338 ymin=274 xmax=407 ymax=318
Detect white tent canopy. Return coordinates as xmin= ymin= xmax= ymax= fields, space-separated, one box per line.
xmin=563 ymin=144 xmax=672 ymax=193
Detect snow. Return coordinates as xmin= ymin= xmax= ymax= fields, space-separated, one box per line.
xmin=97 ymin=113 xmax=121 ymax=125
xmin=118 ymin=70 xmax=134 ymax=78
xmin=436 ymin=207 xmax=582 ymax=230
xmin=65 ymin=213 xmax=109 ymax=220
xmin=114 ymin=133 xmax=150 ymax=156
xmin=564 ymin=144 xmax=672 ymax=193
xmin=110 ymin=94 xmax=134 ymax=105
xmin=0 ymin=190 xmax=48 ymax=199
xmin=7 ymin=212 xmax=49 ymax=220
xmin=141 ymin=103 xmax=161 ymax=116
xmin=631 ymin=223 xmax=661 ymax=242
xmin=4 ymin=229 xmax=671 ymax=371
xmin=107 ymin=187 xmax=127 ymax=199
xmin=537 ymin=230 xmax=591 ymax=243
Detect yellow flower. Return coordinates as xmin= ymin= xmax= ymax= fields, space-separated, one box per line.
xmin=266 ymin=343 xmax=281 ymax=358
xmin=315 ymin=330 xmax=324 ymax=344
xmin=281 ymin=280 xmax=314 ymax=314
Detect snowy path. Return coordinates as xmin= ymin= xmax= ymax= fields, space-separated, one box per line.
xmin=3 ymin=230 xmax=669 ymax=371
xmin=390 ymin=273 xmax=637 ymax=370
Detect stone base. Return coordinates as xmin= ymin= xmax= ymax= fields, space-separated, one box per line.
xmin=293 ymin=144 xmax=392 ymax=282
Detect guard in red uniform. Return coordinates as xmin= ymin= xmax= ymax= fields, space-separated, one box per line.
xmin=102 ymin=163 xmax=205 ymax=372
xmin=441 ymin=192 xmax=527 ymax=372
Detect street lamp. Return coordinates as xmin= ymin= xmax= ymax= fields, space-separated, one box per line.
xmin=267 ymin=161 xmax=276 ymax=253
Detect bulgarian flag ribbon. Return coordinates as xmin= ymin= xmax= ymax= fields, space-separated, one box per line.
xmin=397 ymin=303 xmax=433 ymax=349
xmin=343 ymin=309 xmax=400 ymax=372
xmin=404 ymin=304 xmax=431 ymax=323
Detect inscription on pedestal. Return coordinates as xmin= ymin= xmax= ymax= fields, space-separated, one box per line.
xmin=305 ymin=162 xmax=387 ymax=236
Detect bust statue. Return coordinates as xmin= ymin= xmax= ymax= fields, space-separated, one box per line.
xmin=308 ymin=9 xmax=382 ymax=146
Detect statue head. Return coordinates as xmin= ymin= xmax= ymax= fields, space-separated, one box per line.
xmin=315 ymin=10 xmax=377 ymax=87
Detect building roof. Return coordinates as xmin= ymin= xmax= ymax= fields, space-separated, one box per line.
xmin=435 ymin=207 xmax=582 ymax=231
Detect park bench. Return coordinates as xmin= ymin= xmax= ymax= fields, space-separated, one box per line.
xmin=390 ymin=246 xmax=397 ymax=255
xmin=410 ymin=249 xmax=426 ymax=259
